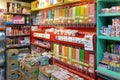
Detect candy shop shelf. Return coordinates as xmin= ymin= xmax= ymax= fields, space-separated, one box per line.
xmin=98 ymin=13 xmax=120 ymax=17
xmin=5 ymin=24 xmax=30 ymax=26
xmin=98 ymin=0 xmax=120 ymax=2
xmin=53 ymin=58 xmax=94 ymax=80
xmin=33 ymin=36 xmax=50 ymax=41
xmin=5 ymin=13 xmax=30 ymax=16
xmin=52 ymin=40 xmax=84 ymax=48
xmin=97 ymin=1 xmax=120 ymax=79
xmin=31 ymin=43 xmax=51 ymax=50
xmin=31 ymin=0 xmax=95 ymax=11
xmin=98 ymin=35 xmax=120 ymax=41
xmin=6 ymin=45 xmax=30 ymax=49
xmin=96 ymin=66 xmax=120 ymax=80
xmin=57 ymin=55 xmax=68 ymax=59
xmin=34 ymin=23 xmax=96 ymax=28
xmin=6 ymin=35 xmax=30 ymax=37
xmin=55 ymin=56 xmax=94 ymax=67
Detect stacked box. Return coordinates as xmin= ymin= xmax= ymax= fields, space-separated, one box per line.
xmin=6 ymin=49 xmax=19 ymax=80
xmin=38 ymin=65 xmax=60 ymax=80
xmin=38 ymin=72 xmax=49 ymax=80
xmin=6 ymin=60 xmax=19 ymax=71
xmin=19 ymin=48 xmax=30 ymax=53
xmin=6 ymin=49 xmax=19 ymax=60
xmin=19 ymin=70 xmax=25 ymax=80
xmin=7 ymin=70 xmax=20 ymax=80
xmin=19 ymin=61 xmax=39 ymax=80
xmin=24 ymin=75 xmax=38 ymax=80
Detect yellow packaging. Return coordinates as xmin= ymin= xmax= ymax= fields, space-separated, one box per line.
xmin=79 ymin=5 xmax=85 ymax=23
xmin=62 ymin=45 xmax=65 ymax=57
xmin=31 ymin=1 xmax=38 ymax=10
xmin=64 ymin=0 xmax=80 ymax=3
xmin=53 ymin=0 xmax=64 ymax=5
xmin=64 ymin=46 xmax=68 ymax=63
xmin=84 ymin=4 xmax=89 ymax=23
xmin=71 ymin=47 xmax=76 ymax=65
xmin=54 ymin=44 xmax=57 ymax=57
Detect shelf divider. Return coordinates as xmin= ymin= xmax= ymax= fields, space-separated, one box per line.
xmin=98 ymin=13 xmax=120 ymax=17
xmin=98 ymin=35 xmax=120 ymax=41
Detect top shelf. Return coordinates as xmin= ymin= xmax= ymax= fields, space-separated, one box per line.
xmin=98 ymin=0 xmax=120 ymax=2
xmin=5 ymin=13 xmax=30 ymax=16
xmin=98 ymin=13 xmax=120 ymax=17
xmin=31 ymin=0 xmax=95 ymax=11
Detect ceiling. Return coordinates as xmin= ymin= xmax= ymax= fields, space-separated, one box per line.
xmin=18 ymin=0 xmax=35 ymax=3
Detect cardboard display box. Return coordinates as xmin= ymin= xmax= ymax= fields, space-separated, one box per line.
xmin=19 ymin=68 xmax=38 ymax=80
xmin=19 ymin=61 xmax=39 ymax=79
xmin=7 ymin=60 xmax=18 ymax=71
xmin=6 ymin=49 xmax=19 ymax=60
xmin=7 ymin=70 xmax=20 ymax=80
xmin=39 ymin=65 xmax=59 ymax=78
xmin=19 ymin=70 xmax=25 ymax=80
xmin=38 ymin=72 xmax=50 ymax=80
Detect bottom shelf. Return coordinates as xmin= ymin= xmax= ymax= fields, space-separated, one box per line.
xmin=53 ymin=58 xmax=94 ymax=80
xmin=96 ymin=66 xmax=120 ymax=80
xmin=6 ymin=45 xmax=30 ymax=49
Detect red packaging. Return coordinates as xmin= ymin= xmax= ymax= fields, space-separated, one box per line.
xmin=84 ymin=51 xmax=89 ymax=64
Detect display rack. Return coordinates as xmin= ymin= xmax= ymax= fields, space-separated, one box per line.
xmin=4 ymin=13 xmax=31 ymax=49
xmin=4 ymin=12 xmax=31 ymax=80
xmin=97 ymin=0 xmax=120 ymax=79
xmin=31 ymin=0 xmax=96 ymax=80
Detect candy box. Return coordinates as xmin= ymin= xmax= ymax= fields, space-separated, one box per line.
xmin=19 ymin=60 xmax=39 ymax=78
xmin=6 ymin=70 xmax=20 ymax=80
xmin=19 ymin=70 xmax=25 ymax=80
xmin=40 ymin=56 xmax=49 ymax=66
xmin=24 ymin=75 xmax=38 ymax=80
xmin=6 ymin=60 xmax=18 ymax=70
xmin=38 ymin=72 xmax=50 ymax=80
xmin=6 ymin=49 xmax=19 ymax=60
xmin=13 ymin=15 xmax=25 ymax=24
xmin=39 ymin=65 xmax=59 ymax=77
